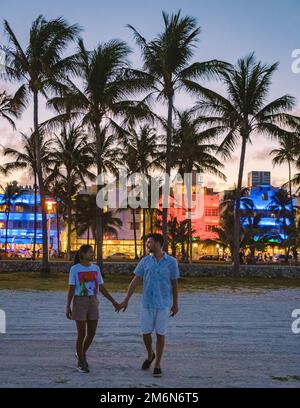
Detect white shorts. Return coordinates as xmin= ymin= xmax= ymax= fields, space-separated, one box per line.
xmin=140 ymin=307 xmax=170 ymax=335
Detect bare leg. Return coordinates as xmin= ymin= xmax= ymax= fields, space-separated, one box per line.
xmin=75 ymin=321 xmax=86 ymax=364
xmin=155 ymin=334 xmax=165 ymax=368
xmin=83 ymin=320 xmax=98 ymax=360
xmin=143 ymin=333 xmax=154 ymax=360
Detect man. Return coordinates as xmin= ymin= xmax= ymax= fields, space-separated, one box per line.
xmin=120 ymin=233 xmax=180 ymax=377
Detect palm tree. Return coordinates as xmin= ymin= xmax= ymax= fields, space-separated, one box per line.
xmin=194 ymin=53 xmax=297 ymax=275
xmin=45 ymin=178 xmax=66 ymax=256
xmin=240 ymin=198 xmax=268 ymax=262
xmin=123 ymin=124 xmax=162 ymax=255
xmin=3 ymin=15 xmax=80 ymax=271
xmin=171 ymin=109 xmax=226 ymax=262
xmin=0 ymin=90 xmax=25 ymax=128
xmin=271 ymin=135 xmax=298 ymax=205
xmin=0 ymin=181 xmax=23 ymax=254
xmin=167 ymin=216 xmax=191 ymax=259
xmin=128 ymin=10 xmax=228 ymax=251
xmin=47 ymin=39 xmax=150 ymax=267
xmin=2 ymin=131 xmax=53 ymax=259
xmin=75 ymin=193 xmax=122 ymax=253
xmin=205 ymin=188 xmax=251 ymax=259
xmin=48 ymin=123 xmax=95 ymax=260
xmin=268 ymin=188 xmax=294 ymax=259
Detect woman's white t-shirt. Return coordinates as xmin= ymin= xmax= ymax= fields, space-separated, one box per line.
xmin=69 ymin=263 xmax=104 ymax=296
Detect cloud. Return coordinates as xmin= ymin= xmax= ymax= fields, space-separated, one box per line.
xmin=271 ymin=176 xmax=287 ymax=188
xmin=252 ymin=147 xmax=273 ymax=161
xmin=293 ymin=106 xmax=300 ymax=116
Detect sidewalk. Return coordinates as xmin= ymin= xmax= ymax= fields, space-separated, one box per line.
xmin=0 ymin=289 xmax=300 ymax=387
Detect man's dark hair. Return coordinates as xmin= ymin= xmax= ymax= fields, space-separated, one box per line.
xmin=146 ymin=233 xmax=164 ymax=247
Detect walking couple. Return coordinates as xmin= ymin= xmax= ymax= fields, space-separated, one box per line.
xmin=66 ymin=233 xmax=180 ymax=377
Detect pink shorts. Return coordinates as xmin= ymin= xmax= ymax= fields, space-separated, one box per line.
xmin=72 ymin=295 xmax=99 ymax=321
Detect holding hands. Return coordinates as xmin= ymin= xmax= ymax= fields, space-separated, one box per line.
xmin=114 ymin=298 xmax=129 ymax=313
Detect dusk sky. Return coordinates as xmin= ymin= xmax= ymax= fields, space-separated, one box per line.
xmin=1 ymin=0 xmax=300 ymax=191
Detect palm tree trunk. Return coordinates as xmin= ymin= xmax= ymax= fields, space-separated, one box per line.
xmin=93 ymin=231 xmax=97 ymax=254
xmin=188 ymin=219 xmax=192 ymax=264
xmin=33 ymin=90 xmax=49 ymax=273
xmin=233 ymin=136 xmax=247 ymax=276
xmin=150 ymin=210 xmax=154 ymax=234
xmin=288 ymin=160 xmax=295 ymax=225
xmin=186 ymin=177 xmax=193 ymax=264
xmin=95 ymin=123 xmax=104 ymax=269
xmin=32 ymin=174 xmax=37 ymax=260
xmin=142 ymin=208 xmax=146 ymax=255
xmin=56 ymin=206 xmax=60 ymax=256
xmin=67 ymin=203 xmax=72 ymax=261
xmin=132 ymin=208 xmax=138 ymax=259
xmin=87 ymin=227 xmax=90 ymax=245
xmin=162 ymin=93 xmax=173 ymax=253
xmin=4 ymin=209 xmax=9 ymax=254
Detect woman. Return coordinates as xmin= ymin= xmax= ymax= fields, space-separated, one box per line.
xmin=66 ymin=244 xmax=120 ymax=373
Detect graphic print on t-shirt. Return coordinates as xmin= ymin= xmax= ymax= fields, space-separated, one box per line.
xmin=78 ymin=271 xmax=98 ymax=296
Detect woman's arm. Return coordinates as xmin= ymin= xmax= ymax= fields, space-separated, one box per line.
xmin=99 ymin=285 xmax=120 ymax=311
xmin=66 ymin=285 xmax=75 ymax=319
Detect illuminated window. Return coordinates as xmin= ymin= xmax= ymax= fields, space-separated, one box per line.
xmin=205 ymin=225 xmax=215 ymax=232
xmin=205 ymin=208 xmax=219 ymax=216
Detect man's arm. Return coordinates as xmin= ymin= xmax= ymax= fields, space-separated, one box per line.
xmin=120 ymin=275 xmax=142 ymax=311
xmin=170 ymin=279 xmax=179 ymax=316
xmin=66 ymin=285 xmax=75 ymax=319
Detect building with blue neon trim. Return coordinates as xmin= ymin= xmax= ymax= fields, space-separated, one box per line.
xmin=0 ymin=187 xmax=57 ymax=248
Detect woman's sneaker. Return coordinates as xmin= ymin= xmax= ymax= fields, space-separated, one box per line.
xmin=153 ymin=367 xmax=162 ymax=377
xmin=76 ymin=353 xmax=89 ymax=369
xmin=77 ymin=361 xmax=89 ymax=373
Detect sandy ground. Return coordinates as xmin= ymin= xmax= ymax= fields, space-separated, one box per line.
xmin=0 ymin=288 xmax=300 ymax=388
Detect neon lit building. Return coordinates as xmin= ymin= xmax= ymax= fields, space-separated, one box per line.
xmin=240 ymin=173 xmax=295 ymax=245
xmin=158 ymin=185 xmax=220 ymax=258
xmin=0 ymin=187 xmax=57 ymax=250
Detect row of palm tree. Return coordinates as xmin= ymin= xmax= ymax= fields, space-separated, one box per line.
xmin=1 ymin=11 xmax=300 ymax=275
xmin=208 ymin=187 xmax=298 ymax=262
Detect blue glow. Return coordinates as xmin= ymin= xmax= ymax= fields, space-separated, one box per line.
xmin=242 ymin=217 xmax=292 ymax=227
xmin=241 ymin=185 xmax=294 ymax=243
xmin=240 ymin=186 xmax=295 ymax=210
xmin=0 ymin=191 xmax=57 ymax=247
xmin=0 ymin=213 xmax=55 ymax=221
xmin=0 ymin=192 xmax=41 ymax=205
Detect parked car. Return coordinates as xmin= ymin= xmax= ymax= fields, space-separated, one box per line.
xmin=272 ymin=254 xmax=292 ymax=263
xmin=106 ymin=252 xmax=131 ymax=261
xmin=198 ymin=255 xmax=223 ymax=261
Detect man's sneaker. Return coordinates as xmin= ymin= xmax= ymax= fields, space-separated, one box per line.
xmin=141 ymin=352 xmax=155 ymax=370
xmin=77 ymin=362 xmax=89 ymax=373
xmin=153 ymin=367 xmax=162 ymax=377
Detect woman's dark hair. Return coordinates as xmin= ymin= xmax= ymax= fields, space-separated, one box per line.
xmin=146 ymin=233 xmax=164 ymax=247
xmin=73 ymin=245 xmax=93 ymax=265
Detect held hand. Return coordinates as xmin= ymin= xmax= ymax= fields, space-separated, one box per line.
xmin=120 ymin=299 xmax=129 ymax=312
xmin=112 ymin=300 xmax=122 ymax=313
xmin=170 ymin=304 xmax=179 ymax=317
xmin=66 ymin=306 xmax=72 ymax=320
